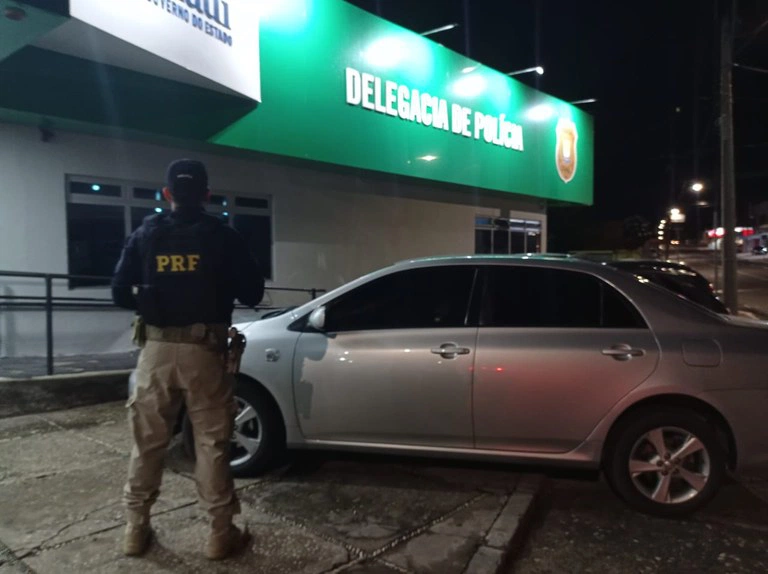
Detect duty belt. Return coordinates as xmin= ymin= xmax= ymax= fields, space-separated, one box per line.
xmin=146 ymin=323 xmax=228 ymax=351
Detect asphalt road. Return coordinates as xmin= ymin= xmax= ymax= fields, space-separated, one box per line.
xmin=509 ymin=472 xmax=768 ymax=574
xmin=665 ymin=251 xmax=768 ymax=314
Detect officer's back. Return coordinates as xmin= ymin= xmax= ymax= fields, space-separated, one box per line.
xmin=111 ymin=159 xmax=262 ymax=560
xmin=112 ymin=166 xmax=263 ymax=326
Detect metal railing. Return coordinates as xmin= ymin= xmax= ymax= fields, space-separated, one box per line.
xmin=0 ymin=270 xmax=325 ymax=376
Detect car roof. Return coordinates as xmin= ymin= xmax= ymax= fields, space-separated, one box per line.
xmin=284 ymin=253 xmax=728 ymax=327
xmin=611 ymin=259 xmax=691 ymax=268
xmin=394 ymin=254 xmax=607 ymax=272
xmin=609 ymin=259 xmax=702 ymax=275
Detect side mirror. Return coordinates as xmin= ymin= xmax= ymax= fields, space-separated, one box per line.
xmin=308 ymin=306 xmax=326 ymax=331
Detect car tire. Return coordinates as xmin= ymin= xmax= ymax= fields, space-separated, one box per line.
xmin=182 ymin=378 xmax=285 ymax=478
xmin=604 ymin=408 xmax=726 ymax=518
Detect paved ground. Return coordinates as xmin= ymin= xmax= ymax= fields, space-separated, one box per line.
xmin=0 ymin=402 xmax=540 ymax=574
xmin=676 ymin=250 xmax=768 ymax=315
xmin=509 ymin=473 xmax=768 ymax=574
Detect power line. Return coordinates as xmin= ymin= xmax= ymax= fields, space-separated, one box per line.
xmin=736 ymin=16 xmax=768 ymax=55
xmin=734 ymin=63 xmax=768 ymax=75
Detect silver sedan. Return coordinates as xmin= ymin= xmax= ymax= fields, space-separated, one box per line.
xmin=217 ymin=256 xmax=768 ymax=517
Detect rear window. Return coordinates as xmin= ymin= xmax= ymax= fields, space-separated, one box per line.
xmin=480 ymin=266 xmax=647 ymax=329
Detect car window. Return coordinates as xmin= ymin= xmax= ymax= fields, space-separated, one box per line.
xmin=601 ymin=279 xmax=647 ymax=328
xmin=480 ymin=266 xmax=646 ymax=329
xmin=324 ymin=266 xmax=476 ymax=332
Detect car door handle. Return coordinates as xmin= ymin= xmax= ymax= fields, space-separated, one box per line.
xmin=431 ymin=343 xmax=471 ymax=358
xmin=602 ymin=344 xmax=646 ymax=361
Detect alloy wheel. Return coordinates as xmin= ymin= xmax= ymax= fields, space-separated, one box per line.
xmin=231 ymin=396 xmax=263 ymax=466
xmin=628 ymin=426 xmax=711 ymax=504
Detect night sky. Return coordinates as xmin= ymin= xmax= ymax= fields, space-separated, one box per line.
xmin=347 ymin=0 xmax=768 ymax=227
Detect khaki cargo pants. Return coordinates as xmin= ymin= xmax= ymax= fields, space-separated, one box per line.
xmin=124 ymin=329 xmax=240 ymax=519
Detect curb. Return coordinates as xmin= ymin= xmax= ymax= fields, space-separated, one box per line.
xmin=0 ymin=370 xmax=130 ymax=418
xmin=464 ymin=474 xmax=546 ymax=574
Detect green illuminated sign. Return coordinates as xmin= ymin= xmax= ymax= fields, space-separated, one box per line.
xmin=0 ymin=0 xmax=592 ymax=204
xmin=212 ymin=0 xmax=593 ymax=204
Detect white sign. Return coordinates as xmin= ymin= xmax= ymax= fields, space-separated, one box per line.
xmin=345 ymin=67 xmax=524 ymax=152
xmin=70 ymin=0 xmax=261 ymax=101
xmin=669 ymin=208 xmax=686 ymax=223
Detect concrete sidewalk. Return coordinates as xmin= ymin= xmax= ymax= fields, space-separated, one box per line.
xmin=0 ymin=402 xmax=542 ymax=574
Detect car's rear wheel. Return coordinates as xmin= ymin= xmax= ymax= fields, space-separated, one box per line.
xmin=604 ymin=408 xmax=726 ymax=518
xmin=182 ymin=379 xmax=285 ymax=477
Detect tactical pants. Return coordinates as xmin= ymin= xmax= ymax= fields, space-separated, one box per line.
xmin=124 ymin=338 xmax=240 ymax=519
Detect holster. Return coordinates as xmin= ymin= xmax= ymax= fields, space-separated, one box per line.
xmin=132 ymin=316 xmax=147 ymax=348
xmin=226 ymin=327 xmax=247 ymax=374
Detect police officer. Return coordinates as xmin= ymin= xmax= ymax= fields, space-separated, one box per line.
xmin=112 ymin=159 xmax=264 ymax=559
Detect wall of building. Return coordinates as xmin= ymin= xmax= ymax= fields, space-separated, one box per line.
xmin=0 ymin=122 xmax=545 ymax=357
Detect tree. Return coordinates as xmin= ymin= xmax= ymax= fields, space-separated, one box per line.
xmin=622 ymin=215 xmax=654 ymax=250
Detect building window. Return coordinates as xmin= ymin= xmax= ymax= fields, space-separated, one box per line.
xmin=65 ymin=176 xmax=273 ymax=287
xmin=233 ymin=214 xmax=273 ymax=282
xmin=66 ymin=203 xmax=126 ymax=288
xmin=475 ymin=217 xmax=542 ymax=255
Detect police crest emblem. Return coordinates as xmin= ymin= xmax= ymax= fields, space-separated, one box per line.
xmin=555 ymin=118 xmax=578 ymax=183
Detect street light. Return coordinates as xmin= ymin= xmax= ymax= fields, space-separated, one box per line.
xmin=421 ymin=23 xmax=459 ymax=37
xmin=507 ymin=66 xmax=544 ymax=77
xmin=689 ymin=181 xmax=706 ymax=242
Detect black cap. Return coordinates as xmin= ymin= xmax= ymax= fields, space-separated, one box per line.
xmin=166 ymin=159 xmax=208 ymax=204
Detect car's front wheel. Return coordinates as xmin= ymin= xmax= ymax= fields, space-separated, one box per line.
xmin=605 ymin=408 xmax=726 ymax=518
xmin=182 ymin=378 xmax=285 ymax=477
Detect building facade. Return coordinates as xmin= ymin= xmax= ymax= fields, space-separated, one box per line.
xmin=0 ymin=0 xmax=593 ymax=358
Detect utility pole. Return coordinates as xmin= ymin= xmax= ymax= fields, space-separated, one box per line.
xmin=720 ymin=0 xmax=738 ymax=312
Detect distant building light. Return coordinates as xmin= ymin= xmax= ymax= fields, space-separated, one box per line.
xmin=706 ymin=227 xmax=755 ymax=238
xmin=91 ymin=184 xmax=101 ymax=192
